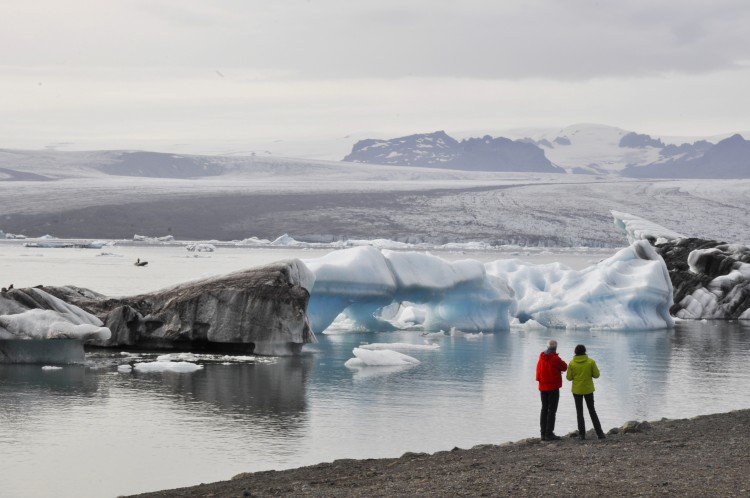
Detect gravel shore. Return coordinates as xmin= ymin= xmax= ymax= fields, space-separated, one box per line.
xmin=126 ymin=409 xmax=749 ymax=498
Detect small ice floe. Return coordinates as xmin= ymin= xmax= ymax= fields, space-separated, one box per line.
xmin=186 ymin=243 xmax=216 ymax=252
xmin=41 ymin=365 xmax=63 ymax=371
xmin=132 ymin=361 xmax=203 ymax=373
xmin=449 ymin=327 xmax=484 ymax=339
xmin=359 ymin=342 xmax=439 ymax=351
xmin=421 ymin=331 xmax=448 ymax=340
xmin=344 ymin=347 xmax=420 ymax=368
xmin=117 ymin=364 xmax=133 ymax=373
xmin=156 ymin=353 xmax=198 ymax=362
xmin=155 ymin=353 xmax=270 ymax=364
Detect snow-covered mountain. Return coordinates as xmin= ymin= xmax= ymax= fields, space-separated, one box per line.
xmin=522 ymin=123 xmax=661 ymax=174
xmin=343 ymin=131 xmax=564 ymax=173
xmin=345 ymin=124 xmax=750 ymax=178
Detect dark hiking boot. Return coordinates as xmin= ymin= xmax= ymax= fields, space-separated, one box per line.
xmin=546 ymin=433 xmax=562 ymax=441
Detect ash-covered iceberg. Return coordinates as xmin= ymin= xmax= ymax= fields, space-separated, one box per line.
xmin=0 ymin=287 xmax=111 ymax=363
xmin=303 ymin=247 xmax=515 ymax=333
xmin=612 ymin=211 xmax=750 ymax=320
xmin=45 ymin=259 xmax=316 ymax=356
xmin=486 ymin=240 xmax=675 ymax=330
xmin=659 ymin=239 xmax=750 ymax=319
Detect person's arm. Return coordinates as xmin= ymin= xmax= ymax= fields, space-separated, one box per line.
xmin=536 ymin=359 xmax=541 ymax=382
xmin=556 ymin=356 xmax=567 ymax=372
xmin=566 ymin=366 xmax=573 ymax=381
xmin=592 ymin=360 xmax=600 ymax=379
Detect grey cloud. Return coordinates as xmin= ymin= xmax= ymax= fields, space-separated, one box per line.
xmin=2 ymin=0 xmax=750 ymax=80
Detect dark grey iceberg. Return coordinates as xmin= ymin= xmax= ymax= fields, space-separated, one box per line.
xmin=612 ymin=211 xmax=750 ymax=320
xmin=657 ymin=239 xmax=750 ymax=319
xmin=0 ymin=287 xmax=111 ymax=363
xmin=44 ymin=259 xmax=317 ymax=356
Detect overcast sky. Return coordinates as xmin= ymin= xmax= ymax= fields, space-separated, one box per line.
xmin=2 ymin=0 xmax=750 ymax=155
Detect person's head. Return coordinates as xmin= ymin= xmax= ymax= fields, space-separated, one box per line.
xmin=546 ymin=339 xmax=557 ymax=351
xmin=574 ymin=344 xmax=586 ymax=356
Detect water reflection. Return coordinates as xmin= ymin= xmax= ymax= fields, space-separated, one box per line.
xmin=0 ymin=321 xmax=748 ymax=498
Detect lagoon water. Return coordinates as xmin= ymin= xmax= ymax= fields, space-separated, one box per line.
xmin=1 ymin=242 xmax=749 ymax=497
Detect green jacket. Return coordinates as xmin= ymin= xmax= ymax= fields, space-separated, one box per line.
xmin=566 ymin=354 xmax=600 ymax=395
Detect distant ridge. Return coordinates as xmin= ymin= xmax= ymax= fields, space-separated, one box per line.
xmin=344 ymin=125 xmax=750 ymax=178
xmin=343 ymin=131 xmax=564 ymax=173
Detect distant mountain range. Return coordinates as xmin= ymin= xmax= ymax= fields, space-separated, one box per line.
xmin=343 ymin=125 xmax=750 ymax=178
xmin=342 ymin=131 xmax=564 ymax=174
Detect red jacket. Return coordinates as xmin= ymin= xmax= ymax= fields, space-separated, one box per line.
xmin=536 ymin=351 xmax=568 ymax=391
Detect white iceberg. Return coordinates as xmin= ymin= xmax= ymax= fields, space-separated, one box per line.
xmin=344 ymin=347 xmax=421 ymax=367
xmin=486 ymin=240 xmax=674 ymax=330
xmin=132 ymin=361 xmax=203 ymax=373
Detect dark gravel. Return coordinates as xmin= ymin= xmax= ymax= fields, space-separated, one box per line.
xmin=124 ymin=409 xmax=750 ymax=498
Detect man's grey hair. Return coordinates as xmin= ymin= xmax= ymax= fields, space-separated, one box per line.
xmin=547 ymin=339 xmax=557 ymax=350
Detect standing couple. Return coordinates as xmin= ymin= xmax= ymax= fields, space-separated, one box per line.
xmin=536 ymin=339 xmax=606 ymax=441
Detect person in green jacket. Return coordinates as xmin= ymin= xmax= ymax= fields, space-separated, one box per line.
xmin=566 ymin=344 xmax=605 ymax=440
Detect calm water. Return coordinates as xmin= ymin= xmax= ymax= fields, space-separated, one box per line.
xmin=1 ymin=321 xmax=749 ymax=497
xmin=1 ymin=243 xmax=749 ymax=497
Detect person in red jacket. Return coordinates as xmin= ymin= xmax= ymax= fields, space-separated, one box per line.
xmin=536 ymin=339 xmax=568 ymax=441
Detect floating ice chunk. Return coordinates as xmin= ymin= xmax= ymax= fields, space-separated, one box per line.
xmin=449 ymin=328 xmax=484 ymax=339
xmin=359 ymin=342 xmax=439 ymax=351
xmin=117 ymin=364 xmax=133 ymax=373
xmin=186 ymin=243 xmax=216 ymax=252
xmin=486 ymin=240 xmax=674 ymax=330
xmin=611 ymin=210 xmax=683 ymax=245
xmin=271 ymin=234 xmax=300 ymax=246
xmin=156 ymin=352 xmax=199 ymax=362
xmin=0 ymin=308 xmax=111 ymax=341
xmin=133 ymin=361 xmax=203 ymax=373
xmin=344 ymin=347 xmax=420 ymax=367
xmin=421 ymin=331 xmax=448 ymax=340
xmin=303 ymin=247 xmax=514 ymax=333
xmin=41 ymin=365 xmax=63 ymax=370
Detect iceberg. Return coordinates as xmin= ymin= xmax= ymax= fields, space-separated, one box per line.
xmin=186 ymin=243 xmax=216 ymax=252
xmin=359 ymin=342 xmax=439 ymax=351
xmin=611 ymin=210 xmax=684 ymax=245
xmin=0 ymin=287 xmax=111 ymax=363
xmin=661 ymin=239 xmax=750 ymax=320
xmin=344 ymin=347 xmax=420 ymax=367
xmin=132 ymin=361 xmax=203 ymax=373
xmin=303 ymin=247 xmax=515 ymax=333
xmin=486 ymin=240 xmax=674 ymax=330
xmin=304 ymin=242 xmax=675 ymax=333
xmin=612 ymin=211 xmax=750 ymax=320
xmin=45 ymin=259 xmax=317 ymax=356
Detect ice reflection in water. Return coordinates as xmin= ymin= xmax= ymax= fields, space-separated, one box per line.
xmin=0 ymin=321 xmax=748 ymax=498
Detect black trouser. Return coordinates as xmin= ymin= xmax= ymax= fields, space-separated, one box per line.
xmin=573 ymin=393 xmax=604 ymax=436
xmin=539 ymin=389 xmax=560 ymax=436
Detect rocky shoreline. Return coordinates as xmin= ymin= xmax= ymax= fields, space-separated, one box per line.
xmin=125 ymin=409 xmax=749 ymax=497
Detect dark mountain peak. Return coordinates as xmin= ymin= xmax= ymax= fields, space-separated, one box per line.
xmin=619 ymin=132 xmax=665 ymax=149
xmin=343 ymin=131 xmax=562 ymax=173
xmin=716 ymin=134 xmax=747 ymax=147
